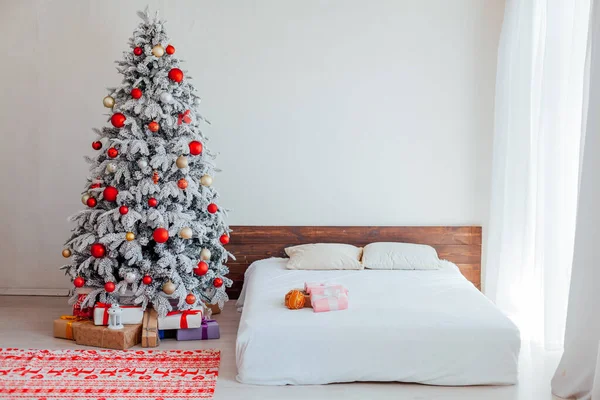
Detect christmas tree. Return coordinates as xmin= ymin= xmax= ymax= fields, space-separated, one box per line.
xmin=61 ymin=8 xmax=232 ymax=317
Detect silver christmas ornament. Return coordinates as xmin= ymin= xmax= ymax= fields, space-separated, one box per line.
xmin=179 ymin=227 xmax=193 ymax=239
xmin=106 ymin=163 xmax=117 ymax=173
xmin=124 ymin=272 xmax=136 ymax=283
xmin=137 ymin=159 xmax=148 ymax=168
xmin=152 ymin=44 xmax=165 ymax=57
xmin=200 ymin=248 xmax=211 ymax=260
xmin=81 ymin=193 xmax=90 ymax=205
xmin=159 ymin=92 xmax=174 ymax=104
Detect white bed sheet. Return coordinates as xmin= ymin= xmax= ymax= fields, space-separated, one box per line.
xmin=235 ymin=258 xmax=520 ymax=386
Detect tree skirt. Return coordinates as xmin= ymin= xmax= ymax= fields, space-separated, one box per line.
xmin=0 ymin=348 xmax=220 ymax=400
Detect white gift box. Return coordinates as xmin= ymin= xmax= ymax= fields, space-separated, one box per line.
xmin=157 ymin=308 xmax=203 ymax=330
xmin=93 ymin=302 xmax=144 ymax=326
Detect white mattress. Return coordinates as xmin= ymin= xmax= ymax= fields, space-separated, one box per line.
xmin=235 ymin=258 xmax=520 ymax=386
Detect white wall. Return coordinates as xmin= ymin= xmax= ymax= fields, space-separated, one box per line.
xmin=0 ymin=0 xmax=504 ymax=290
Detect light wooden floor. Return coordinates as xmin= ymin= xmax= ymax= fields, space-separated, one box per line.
xmin=0 ymin=296 xmax=562 ymax=400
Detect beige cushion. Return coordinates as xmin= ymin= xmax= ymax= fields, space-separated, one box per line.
xmin=362 ymin=242 xmax=442 ymax=270
xmin=285 ymin=243 xmax=364 ymax=270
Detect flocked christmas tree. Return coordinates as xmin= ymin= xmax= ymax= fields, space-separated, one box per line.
xmin=61 ymin=8 xmax=232 ymax=317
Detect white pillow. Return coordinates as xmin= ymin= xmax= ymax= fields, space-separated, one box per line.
xmin=362 ymin=242 xmax=441 ymax=270
xmin=285 ymin=243 xmax=364 ymax=270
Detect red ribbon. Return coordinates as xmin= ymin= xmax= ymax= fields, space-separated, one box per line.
xmin=95 ymin=302 xmax=140 ymax=325
xmin=177 ymin=110 xmax=191 ymax=125
xmin=165 ymin=309 xmax=202 ymax=329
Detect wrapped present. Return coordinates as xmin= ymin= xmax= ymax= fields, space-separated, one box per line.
xmin=311 ymin=288 xmax=349 ymax=313
xmin=158 ymin=329 xmax=177 ymax=340
xmin=158 ymin=308 xmax=203 ymax=330
xmin=305 ymin=282 xmax=348 ymax=295
xmin=72 ymin=293 xmax=94 ymax=319
xmin=141 ymin=308 xmax=159 ymax=348
xmin=53 ymin=316 xmax=92 ymax=340
xmin=176 ymin=319 xmax=220 ymax=341
xmin=73 ymin=322 xmax=142 ymax=350
xmin=93 ymin=302 xmax=144 ymax=326
xmin=207 ymin=303 xmax=221 ymax=315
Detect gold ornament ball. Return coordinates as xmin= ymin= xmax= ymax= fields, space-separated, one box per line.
xmin=200 ymin=174 xmax=213 ymax=187
xmin=176 ymin=155 xmax=188 ymax=169
xmin=179 ymin=227 xmax=193 ymax=239
xmin=106 ymin=163 xmax=117 ymax=173
xmin=152 ymin=44 xmax=165 ymax=57
xmin=81 ymin=193 xmax=90 ymax=205
xmin=200 ymin=248 xmax=211 ymax=260
xmin=125 ymin=232 xmax=135 ymax=241
xmin=162 ymin=280 xmax=176 ymax=295
xmin=103 ymin=96 xmax=115 ymax=108
xmin=62 ymin=249 xmax=72 ymax=258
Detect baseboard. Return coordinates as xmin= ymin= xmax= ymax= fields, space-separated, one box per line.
xmin=0 ymin=288 xmax=70 ymax=297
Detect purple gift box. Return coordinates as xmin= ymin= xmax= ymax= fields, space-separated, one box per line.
xmin=176 ymin=319 xmax=220 ymax=341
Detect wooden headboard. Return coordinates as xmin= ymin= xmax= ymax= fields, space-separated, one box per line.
xmin=225 ymin=226 xmax=482 ymax=299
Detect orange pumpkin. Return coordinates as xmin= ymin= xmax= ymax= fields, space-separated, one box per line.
xmin=285 ymin=289 xmax=306 ymax=309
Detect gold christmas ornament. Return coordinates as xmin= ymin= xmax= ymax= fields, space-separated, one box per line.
xmin=179 ymin=227 xmax=193 ymax=239
xmin=81 ymin=193 xmax=90 ymax=205
xmin=151 ymin=44 xmax=165 ymax=57
xmin=162 ymin=280 xmax=176 ymax=295
xmin=200 ymin=248 xmax=211 ymax=261
xmin=102 ymin=96 xmax=115 ymax=108
xmin=176 ymin=155 xmax=188 ymax=169
xmin=200 ymin=174 xmax=213 ymax=187
xmin=106 ymin=163 xmax=117 ymax=173
xmin=126 ymin=232 xmax=135 ymax=241
xmin=62 ymin=249 xmax=72 ymax=258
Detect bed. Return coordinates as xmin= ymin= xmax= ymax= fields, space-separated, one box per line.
xmin=231 ymin=226 xmax=520 ymax=386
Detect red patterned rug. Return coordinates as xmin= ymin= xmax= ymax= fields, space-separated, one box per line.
xmin=0 ymin=348 xmax=220 ymax=400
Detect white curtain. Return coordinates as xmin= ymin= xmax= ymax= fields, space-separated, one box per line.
xmin=552 ymin=1 xmax=600 ymax=397
xmin=485 ymin=0 xmax=590 ymax=350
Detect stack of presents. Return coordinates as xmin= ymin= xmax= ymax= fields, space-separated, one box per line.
xmin=53 ymin=289 xmax=220 ymax=349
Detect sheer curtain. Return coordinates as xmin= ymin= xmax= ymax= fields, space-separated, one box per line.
xmin=485 ymin=0 xmax=590 ymax=350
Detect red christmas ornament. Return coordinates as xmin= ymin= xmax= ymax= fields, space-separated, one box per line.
xmin=73 ymin=276 xmax=85 ymax=288
xmin=166 ymin=45 xmax=175 ymax=55
xmin=153 ymin=227 xmax=169 ymax=243
xmin=90 ymin=243 xmax=106 ymax=258
xmin=194 ymin=261 xmax=209 ymax=276
xmin=133 ymin=47 xmax=143 ymax=56
xmin=92 ymin=141 xmax=102 ymax=150
xmin=142 ymin=275 xmax=153 ymax=285
xmin=86 ymin=197 xmax=97 ymax=208
xmin=185 ymin=293 xmax=196 ymax=305
xmin=207 ymin=203 xmax=218 ymax=214
xmin=103 ymin=186 xmax=118 ymax=202
xmin=148 ymin=121 xmax=159 ymax=132
xmin=119 ymin=205 xmax=129 ymax=215
xmin=168 ymin=68 xmax=184 ymax=83
xmin=213 ymin=277 xmax=224 ymax=288
xmin=220 ymin=234 xmax=230 ymax=245
xmin=110 ymin=113 xmax=126 ymax=128
xmin=189 ymin=141 xmax=203 ymax=156
xmin=148 ymin=198 xmax=158 ymax=207
xmin=177 ymin=178 xmax=188 ymax=189
xmin=104 ymin=282 xmax=116 ymax=293
xmin=90 ymin=183 xmax=101 ymax=189
xmin=107 ymin=147 xmax=119 ymax=158
xmin=131 ymin=88 xmax=143 ymax=99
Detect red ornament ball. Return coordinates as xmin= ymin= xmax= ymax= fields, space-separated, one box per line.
xmin=133 ymin=47 xmax=143 ymax=56
xmin=119 ymin=205 xmax=129 ymax=215
xmin=107 ymin=147 xmax=119 ymax=158
xmin=189 ymin=141 xmax=203 ymax=156
xmin=166 ymin=45 xmax=175 ymax=55
xmin=185 ymin=293 xmax=196 ymax=305
xmin=148 ymin=121 xmax=159 ymax=132
xmin=207 ymin=203 xmax=218 ymax=214
xmin=90 ymin=243 xmax=106 ymax=258
xmin=194 ymin=261 xmax=209 ymax=276
xmin=153 ymin=227 xmax=169 ymax=243
xmin=148 ymin=198 xmax=158 ymax=207
xmin=110 ymin=113 xmax=126 ymax=128
xmin=219 ymin=234 xmax=230 ymax=245
xmin=142 ymin=275 xmax=153 ymax=285
xmin=168 ymin=68 xmax=184 ymax=83
xmin=103 ymin=186 xmax=118 ymax=202
xmin=131 ymin=88 xmax=143 ymax=99
xmin=73 ymin=276 xmax=85 ymax=288
xmin=213 ymin=277 xmax=224 ymax=288
xmin=92 ymin=141 xmax=102 ymax=150
xmin=86 ymin=197 xmax=97 ymax=208
xmin=177 ymin=178 xmax=188 ymax=189
xmin=104 ymin=282 xmax=116 ymax=293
